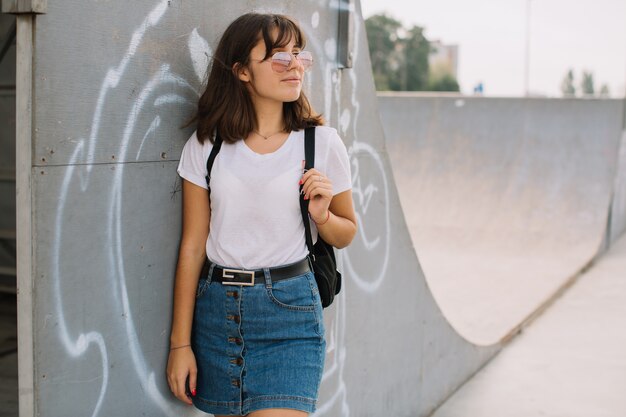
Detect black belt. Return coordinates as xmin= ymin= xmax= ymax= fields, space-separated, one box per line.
xmin=210 ymin=257 xmax=311 ymax=286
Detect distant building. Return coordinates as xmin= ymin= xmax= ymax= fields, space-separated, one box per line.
xmin=429 ymin=40 xmax=458 ymax=78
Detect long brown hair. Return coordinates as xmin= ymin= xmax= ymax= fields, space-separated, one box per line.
xmin=183 ymin=13 xmax=324 ymax=144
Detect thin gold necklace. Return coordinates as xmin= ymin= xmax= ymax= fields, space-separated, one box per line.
xmin=253 ymin=129 xmax=285 ymax=140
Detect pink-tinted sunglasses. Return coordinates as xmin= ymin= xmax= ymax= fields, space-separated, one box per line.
xmin=256 ymin=51 xmax=314 ymax=73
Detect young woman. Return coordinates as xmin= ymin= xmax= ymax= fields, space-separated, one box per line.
xmin=167 ymin=13 xmax=357 ymax=417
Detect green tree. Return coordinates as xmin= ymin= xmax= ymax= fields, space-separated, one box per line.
xmin=365 ymin=13 xmax=460 ymax=92
xmin=428 ymin=72 xmax=460 ymax=92
xmin=365 ymin=14 xmax=403 ymax=91
xmin=560 ymin=69 xmax=576 ymax=97
xmin=403 ymin=25 xmax=430 ymax=91
xmin=581 ymin=71 xmax=595 ymax=96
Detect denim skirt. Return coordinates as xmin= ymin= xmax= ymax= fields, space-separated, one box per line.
xmin=191 ymin=258 xmax=326 ymax=416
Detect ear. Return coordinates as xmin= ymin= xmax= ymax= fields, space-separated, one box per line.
xmin=233 ymin=62 xmax=251 ymax=82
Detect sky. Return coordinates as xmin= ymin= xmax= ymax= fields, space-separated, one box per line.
xmin=360 ymin=0 xmax=626 ymax=97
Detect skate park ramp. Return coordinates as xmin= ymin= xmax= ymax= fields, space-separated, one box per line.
xmin=379 ymin=94 xmax=626 ymax=345
xmin=8 ymin=0 xmax=626 ymax=417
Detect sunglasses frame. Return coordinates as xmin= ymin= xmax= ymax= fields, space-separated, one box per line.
xmin=252 ymin=50 xmax=314 ymax=73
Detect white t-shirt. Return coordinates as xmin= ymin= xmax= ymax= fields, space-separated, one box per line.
xmin=177 ymin=126 xmax=352 ymax=270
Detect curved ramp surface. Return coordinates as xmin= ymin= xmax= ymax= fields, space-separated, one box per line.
xmin=15 ymin=1 xmax=516 ymax=417
xmin=430 ymin=232 xmax=626 ymax=417
xmin=380 ymin=94 xmax=624 ymax=345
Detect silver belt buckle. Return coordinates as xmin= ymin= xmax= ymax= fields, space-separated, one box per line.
xmin=222 ymin=268 xmax=255 ymax=286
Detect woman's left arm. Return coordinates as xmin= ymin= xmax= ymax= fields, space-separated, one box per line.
xmin=301 ymin=166 xmax=357 ymax=249
xmin=314 ymin=190 xmax=357 ymax=249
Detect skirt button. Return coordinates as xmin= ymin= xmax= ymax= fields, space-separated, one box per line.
xmin=230 ymin=357 xmax=243 ymax=366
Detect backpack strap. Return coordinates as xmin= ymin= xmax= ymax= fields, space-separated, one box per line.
xmin=205 ymin=131 xmax=223 ymax=193
xmin=199 ymin=131 xmax=222 ymax=276
xmin=299 ymin=127 xmax=316 ymax=259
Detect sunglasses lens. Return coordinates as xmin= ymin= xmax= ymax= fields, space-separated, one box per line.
xmin=296 ymin=51 xmax=313 ymax=71
xmin=271 ymin=52 xmax=291 ymax=73
xmin=270 ymin=51 xmax=313 ymax=73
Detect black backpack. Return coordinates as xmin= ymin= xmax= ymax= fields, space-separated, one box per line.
xmin=298 ymin=127 xmax=341 ymax=308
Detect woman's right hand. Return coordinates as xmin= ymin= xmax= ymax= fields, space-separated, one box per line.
xmin=166 ymin=346 xmax=197 ymax=405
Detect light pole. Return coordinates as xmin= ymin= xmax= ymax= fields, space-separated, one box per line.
xmin=524 ymin=0 xmax=532 ymax=96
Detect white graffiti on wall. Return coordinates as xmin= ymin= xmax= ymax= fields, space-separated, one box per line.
xmin=53 ymin=1 xmax=195 ymax=416
xmin=310 ymin=2 xmax=391 ymax=416
xmin=344 ymin=141 xmax=390 ymax=292
xmin=51 ymin=1 xmax=390 ymax=416
xmin=301 ymin=4 xmax=350 ymax=416
xmin=339 ymin=0 xmax=391 ymax=293
xmin=52 ymin=142 xmax=109 ymax=417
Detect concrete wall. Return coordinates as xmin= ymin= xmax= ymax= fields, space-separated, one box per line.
xmin=608 ymin=103 xmax=626 ymax=244
xmin=379 ymin=94 xmax=625 ymax=344
xmin=13 ymin=1 xmax=500 ymax=417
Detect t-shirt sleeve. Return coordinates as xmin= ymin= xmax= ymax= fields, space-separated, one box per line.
xmin=325 ymin=129 xmax=352 ymax=195
xmin=177 ymin=131 xmax=210 ymax=189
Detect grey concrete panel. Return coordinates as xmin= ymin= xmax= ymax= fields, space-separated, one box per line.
xmin=2 ymin=0 xmax=46 ymax=15
xmin=15 ymin=13 xmax=34 ymax=417
xmin=24 ymin=1 xmax=500 ymax=417
xmin=34 ymin=161 xmax=184 ymax=417
xmin=31 ymin=0 xmax=338 ymax=167
xmin=379 ymin=94 xmax=624 ymax=345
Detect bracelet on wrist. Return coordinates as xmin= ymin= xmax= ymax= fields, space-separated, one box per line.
xmin=313 ymin=210 xmax=330 ymax=225
xmin=170 ymin=344 xmax=191 ymax=351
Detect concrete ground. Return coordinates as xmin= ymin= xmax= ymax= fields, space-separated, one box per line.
xmin=430 ymin=233 xmax=626 ymax=417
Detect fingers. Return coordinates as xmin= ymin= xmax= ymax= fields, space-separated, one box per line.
xmin=300 ymin=167 xmax=322 ymax=190
xmin=301 ymin=169 xmax=333 ymax=223
xmin=167 ymin=366 xmax=194 ymax=405
xmin=306 ymin=183 xmax=333 ymax=201
xmin=189 ymin=368 xmax=197 ymax=399
xmin=175 ymin=374 xmax=193 ymax=405
xmin=167 ymin=372 xmax=192 ymax=405
xmin=300 ymin=168 xmax=333 ymax=199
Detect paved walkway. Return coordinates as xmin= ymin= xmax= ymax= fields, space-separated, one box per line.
xmin=431 ymin=233 xmax=626 ymax=417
